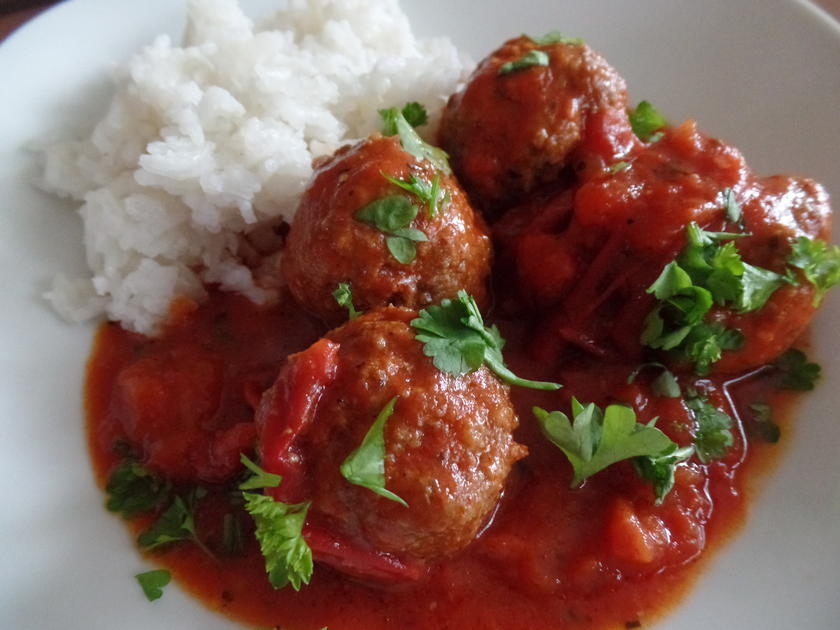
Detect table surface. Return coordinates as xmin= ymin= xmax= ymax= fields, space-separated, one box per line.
xmin=2 ymin=0 xmax=840 ymax=41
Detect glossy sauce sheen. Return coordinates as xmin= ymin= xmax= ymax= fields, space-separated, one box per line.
xmin=86 ymin=289 xmax=794 ymax=630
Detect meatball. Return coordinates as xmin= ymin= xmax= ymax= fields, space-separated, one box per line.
xmin=439 ymin=35 xmax=628 ymax=212
xmin=255 ymin=307 xmax=525 ymax=576
xmin=283 ymin=134 xmax=492 ymax=324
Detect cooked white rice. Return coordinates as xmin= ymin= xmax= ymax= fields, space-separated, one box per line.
xmin=41 ymin=0 xmax=471 ymax=335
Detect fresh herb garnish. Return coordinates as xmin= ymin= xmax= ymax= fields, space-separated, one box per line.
xmin=609 ymin=161 xmax=631 ymax=174
xmin=243 ymin=492 xmax=313 ymax=591
xmin=105 ymin=459 xmax=171 ymax=519
xmin=135 ymin=569 xmax=171 ymax=602
xmin=382 ymin=171 xmax=449 ymax=218
xmin=239 ymin=453 xmax=283 ymax=490
xmin=379 ymin=102 xmax=428 ymax=134
xmin=627 ymin=362 xmax=681 ymax=398
xmin=722 ymin=188 xmax=743 ymax=226
xmin=786 ymin=236 xmax=840 ymax=306
xmin=635 ymin=443 xmax=694 ymax=504
xmin=137 ymin=489 xmax=213 ymax=557
xmin=747 ymin=403 xmax=781 ymax=444
xmin=629 ymin=101 xmax=667 ymax=142
xmin=499 ymin=50 xmax=550 ymax=75
xmin=526 ymin=31 xmax=584 ymax=46
xmin=685 ymin=389 xmax=734 ymax=462
xmin=379 ymin=106 xmax=450 ymax=174
xmin=332 ymin=282 xmax=360 ymax=320
xmin=774 ymin=348 xmax=821 ymax=390
xmin=411 ymin=290 xmax=560 ymax=391
xmin=354 ymin=195 xmax=428 ymax=264
xmin=340 ymin=396 xmax=408 ymax=507
xmin=533 ymin=399 xmax=677 ymax=489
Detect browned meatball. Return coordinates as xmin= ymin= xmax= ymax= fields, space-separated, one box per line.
xmin=439 ymin=35 xmax=627 ymax=212
xmin=283 ymin=135 xmax=492 ymax=324
xmin=256 ymin=307 xmax=525 ymax=570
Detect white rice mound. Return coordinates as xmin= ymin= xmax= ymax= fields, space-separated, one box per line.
xmin=41 ymin=0 xmax=471 ymax=335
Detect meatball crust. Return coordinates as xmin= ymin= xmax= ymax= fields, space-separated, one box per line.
xmin=439 ymin=35 xmax=627 ymax=212
xmin=258 ymin=307 xmax=526 ymax=562
xmin=284 ymin=135 xmax=492 ymax=324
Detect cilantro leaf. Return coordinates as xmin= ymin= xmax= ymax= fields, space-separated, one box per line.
xmin=629 ymin=101 xmax=667 ymax=142
xmin=627 ymin=362 xmax=681 ymax=398
xmin=526 ymin=31 xmax=584 ymax=46
xmin=533 ymin=400 xmax=676 ymax=487
xmin=499 ymin=50 xmax=550 ymax=75
xmin=379 ymin=107 xmax=450 ymax=174
xmin=685 ymin=390 xmax=734 ymax=462
xmin=332 ymin=282 xmax=360 ymax=320
xmin=381 ymin=171 xmax=449 ymax=218
xmin=747 ymin=403 xmax=781 ymax=444
xmin=243 ymin=493 xmax=313 ymax=591
xmin=635 ymin=443 xmax=694 ymax=504
xmin=680 ymin=322 xmax=744 ymax=376
xmin=786 ymin=236 xmax=840 ymax=305
xmin=239 ymin=453 xmax=283 ymax=490
xmin=412 ymin=291 xmax=560 ymax=391
xmin=379 ymin=102 xmax=428 ymax=135
xmin=339 ymin=396 xmax=408 ymax=507
xmin=135 ymin=569 xmax=171 ymax=602
xmin=105 ymin=459 xmax=171 ymax=519
xmin=774 ymin=348 xmax=821 ymax=390
xmin=354 ymin=195 xmax=427 ymax=264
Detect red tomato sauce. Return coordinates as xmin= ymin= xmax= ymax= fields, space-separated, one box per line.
xmin=86 ymin=287 xmax=796 ymax=630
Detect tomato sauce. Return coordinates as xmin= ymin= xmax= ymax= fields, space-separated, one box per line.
xmin=86 ymin=287 xmax=797 ymax=630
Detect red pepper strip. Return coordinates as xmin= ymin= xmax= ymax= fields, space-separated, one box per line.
xmin=304 ymin=523 xmax=426 ymax=583
xmin=256 ymin=338 xmax=340 ymax=503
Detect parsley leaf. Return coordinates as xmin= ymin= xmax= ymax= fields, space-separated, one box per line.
xmin=243 ymin=492 xmax=313 ymax=591
xmin=786 ymin=236 xmax=840 ymax=305
xmin=526 ymin=31 xmax=584 ymax=46
xmin=137 ymin=489 xmax=213 ymax=557
xmin=332 ymin=282 xmax=360 ymax=320
xmin=635 ymin=443 xmax=694 ymax=504
xmin=747 ymin=403 xmax=781 ymax=444
xmin=685 ymin=390 xmax=734 ymax=462
xmin=135 ymin=569 xmax=171 ymax=602
xmin=774 ymin=348 xmax=821 ymax=390
xmin=533 ymin=400 xmax=676 ymax=487
xmin=412 ymin=291 xmax=560 ymax=391
xmin=239 ymin=453 xmax=283 ymax=490
xmin=382 ymin=171 xmax=449 ymax=218
xmin=499 ymin=50 xmax=550 ymax=75
xmin=379 ymin=102 xmax=428 ymax=134
xmin=722 ymin=188 xmax=743 ymax=226
xmin=627 ymin=362 xmax=681 ymax=398
xmin=339 ymin=396 xmax=408 ymax=507
xmin=354 ymin=195 xmax=428 ymax=264
xmin=379 ymin=106 xmax=450 ymax=174
xmin=105 ymin=459 xmax=171 ymax=519
xmin=629 ymin=101 xmax=667 ymax=142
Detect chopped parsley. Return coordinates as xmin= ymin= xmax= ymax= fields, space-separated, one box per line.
xmin=379 ymin=106 xmax=450 ymax=174
xmin=627 ymin=362 xmax=681 ymax=398
xmin=382 ymin=171 xmax=450 ymax=218
xmin=239 ymin=453 xmax=283 ymax=490
xmin=411 ymin=291 xmax=561 ymax=391
xmin=685 ymin=389 xmax=734 ymax=462
xmin=340 ymin=396 xmax=408 ymax=507
xmin=722 ymin=188 xmax=743 ymax=227
xmin=135 ymin=569 xmax=171 ymax=602
xmin=786 ymin=236 xmax=840 ymax=306
xmin=533 ymin=400 xmax=681 ymax=498
xmin=747 ymin=403 xmax=781 ymax=444
xmin=774 ymin=348 xmax=821 ymax=391
xmin=526 ymin=31 xmax=584 ymax=46
xmin=137 ymin=488 xmax=213 ymax=558
xmin=354 ymin=195 xmax=428 ymax=264
xmin=498 ymin=49 xmax=550 ymax=75
xmin=105 ymin=459 xmax=171 ymax=519
xmin=629 ymin=101 xmax=667 ymax=142
xmin=332 ymin=282 xmax=360 ymax=320
xmin=609 ymin=161 xmax=631 ymax=174
xmin=379 ymin=102 xmax=428 ymax=134
xmin=635 ymin=443 xmax=694 ymax=504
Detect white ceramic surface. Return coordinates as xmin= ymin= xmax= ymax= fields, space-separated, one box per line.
xmin=1 ymin=1 xmax=838 ymax=628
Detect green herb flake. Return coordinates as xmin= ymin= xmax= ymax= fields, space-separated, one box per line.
xmin=499 ymin=49 xmax=550 ymax=75
xmin=533 ymin=400 xmax=677 ymax=491
xmin=137 ymin=489 xmax=213 ymax=558
xmin=379 ymin=106 xmax=450 ymax=174
xmin=527 ymin=31 xmax=584 ymax=46
xmin=400 ymin=101 xmax=428 ymax=128
xmin=354 ymin=195 xmax=428 ymax=264
xmin=748 ymin=403 xmax=781 ymax=444
xmin=635 ymin=443 xmax=694 ymax=504
xmin=239 ymin=453 xmax=283 ymax=490
xmin=340 ymin=396 xmax=408 ymax=507
xmin=685 ymin=390 xmax=734 ymax=462
xmin=774 ymin=348 xmax=821 ymax=391
xmin=243 ymin=493 xmax=313 ymax=591
xmin=722 ymin=188 xmax=743 ymax=226
xmin=135 ymin=569 xmax=171 ymax=602
xmin=105 ymin=459 xmax=171 ymax=519
xmin=332 ymin=282 xmax=360 ymax=320
xmin=412 ymin=291 xmax=561 ymax=391
xmin=629 ymin=101 xmax=668 ymax=142
xmin=609 ymin=161 xmax=631 ymax=174
xmin=627 ymin=362 xmax=681 ymax=398
xmin=786 ymin=236 xmax=840 ymax=306
xmin=382 ymin=171 xmax=449 ymax=218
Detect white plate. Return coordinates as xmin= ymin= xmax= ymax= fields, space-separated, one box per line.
xmin=1 ymin=1 xmax=839 ymax=628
